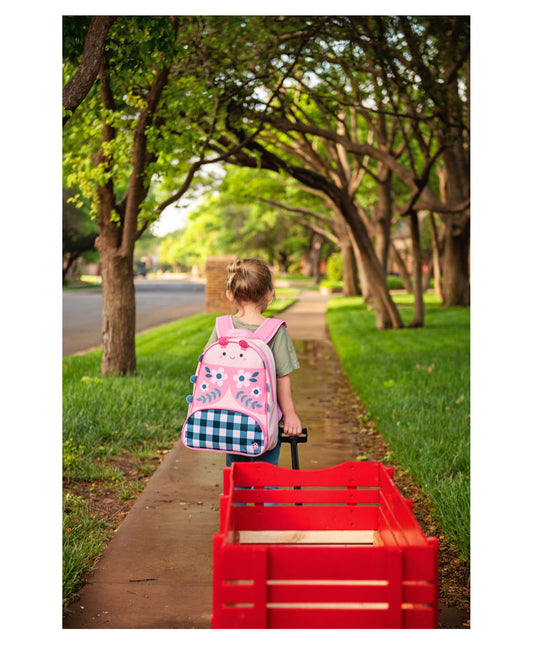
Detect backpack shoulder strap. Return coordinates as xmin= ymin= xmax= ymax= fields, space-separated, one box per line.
xmin=254 ymin=318 xmax=287 ymax=344
xmin=215 ymin=315 xmax=234 ymax=338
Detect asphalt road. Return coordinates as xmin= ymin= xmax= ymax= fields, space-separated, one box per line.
xmin=63 ymin=278 xmax=206 ymax=356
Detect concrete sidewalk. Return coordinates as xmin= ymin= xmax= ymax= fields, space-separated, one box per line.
xmin=63 ymin=291 xmax=374 ymax=629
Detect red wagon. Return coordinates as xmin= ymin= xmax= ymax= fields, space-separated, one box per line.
xmin=212 ymin=461 xmax=439 ymax=629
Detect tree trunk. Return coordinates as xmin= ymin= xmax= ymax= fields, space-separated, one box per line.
xmin=428 ymin=212 xmax=443 ymax=300
xmin=340 ymin=195 xmax=403 ymax=329
xmin=94 ymin=179 xmax=137 ymax=375
xmin=338 ymin=220 xmax=360 ymax=296
xmin=375 ymin=163 xmax=393 ymax=273
xmin=438 ymin=119 xmax=470 ymax=306
xmin=310 ymin=233 xmax=323 ymax=284
xmin=422 ymin=257 xmax=433 ymax=292
xmin=63 ymin=253 xmax=79 ymax=284
xmin=92 ymin=59 xmax=171 ymax=375
xmin=100 ymin=248 xmax=137 ymax=375
xmin=442 ymin=217 xmax=470 ymax=307
xmin=409 ymin=212 xmax=424 ymax=327
xmin=352 ymin=240 xmax=372 ymax=301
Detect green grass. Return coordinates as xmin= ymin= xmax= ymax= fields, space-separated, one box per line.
xmin=63 ymin=313 xmax=217 ymax=466
xmin=327 ymin=294 xmax=470 ymax=561
xmin=63 ymin=493 xmax=115 ymax=608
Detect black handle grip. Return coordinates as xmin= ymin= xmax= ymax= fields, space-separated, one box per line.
xmin=280 ymin=427 xmax=308 ymax=471
xmin=280 ymin=427 xmax=308 ymax=443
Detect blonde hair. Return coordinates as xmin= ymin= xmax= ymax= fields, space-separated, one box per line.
xmin=226 ymin=258 xmax=274 ymax=306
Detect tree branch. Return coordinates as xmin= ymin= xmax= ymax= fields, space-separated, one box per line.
xmin=63 ymin=16 xmax=117 ymax=126
xmin=266 ymin=117 xmax=469 ymax=214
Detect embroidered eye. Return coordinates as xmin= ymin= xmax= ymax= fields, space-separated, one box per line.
xmin=222 ymin=352 xmax=227 ymax=356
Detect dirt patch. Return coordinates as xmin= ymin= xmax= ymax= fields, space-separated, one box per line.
xmin=63 ymin=452 xmax=166 ymax=530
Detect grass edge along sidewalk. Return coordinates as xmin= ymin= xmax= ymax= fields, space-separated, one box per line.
xmin=327 ymin=293 xmax=470 ymax=563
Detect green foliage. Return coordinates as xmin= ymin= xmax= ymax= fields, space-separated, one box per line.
xmin=62 ymin=187 xmax=99 ymax=265
xmin=327 ymin=295 xmax=470 ymax=561
xmin=326 ymin=253 xmax=343 ymax=282
xmin=386 ymin=275 xmax=404 ymax=290
xmin=64 ymin=16 xmax=467 ymax=302
xmin=157 ymin=167 xmax=315 ymax=269
xmin=63 ymin=18 xmax=212 ymax=225
xmin=63 ymin=16 xmax=326 ymax=232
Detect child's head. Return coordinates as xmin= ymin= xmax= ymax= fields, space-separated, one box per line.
xmin=226 ymin=258 xmax=274 ymax=312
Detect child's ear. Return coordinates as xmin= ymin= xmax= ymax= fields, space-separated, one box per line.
xmin=225 ymin=289 xmax=235 ymax=303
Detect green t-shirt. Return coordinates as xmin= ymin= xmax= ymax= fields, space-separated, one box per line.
xmin=205 ymin=316 xmax=300 ymax=378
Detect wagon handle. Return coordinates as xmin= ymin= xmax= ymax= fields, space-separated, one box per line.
xmin=280 ymin=427 xmax=308 ymax=470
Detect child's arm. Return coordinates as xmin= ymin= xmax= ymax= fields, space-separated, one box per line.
xmin=277 ymin=375 xmax=302 ymax=435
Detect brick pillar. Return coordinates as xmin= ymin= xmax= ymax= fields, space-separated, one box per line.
xmin=205 ymin=256 xmax=235 ymax=314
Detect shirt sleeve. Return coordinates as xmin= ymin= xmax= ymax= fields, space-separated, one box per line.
xmin=204 ymin=326 xmax=218 ymax=350
xmin=270 ymin=325 xmax=300 ymax=378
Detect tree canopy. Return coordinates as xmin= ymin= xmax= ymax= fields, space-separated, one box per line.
xmin=63 ymin=15 xmax=470 ymax=372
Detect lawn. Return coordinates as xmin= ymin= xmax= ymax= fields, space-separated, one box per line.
xmin=327 ymin=294 xmax=470 ymax=561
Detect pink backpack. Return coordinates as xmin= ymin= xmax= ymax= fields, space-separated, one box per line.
xmin=182 ymin=315 xmax=286 ymax=456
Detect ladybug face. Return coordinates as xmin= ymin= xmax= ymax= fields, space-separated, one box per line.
xmin=204 ymin=338 xmax=250 ymax=366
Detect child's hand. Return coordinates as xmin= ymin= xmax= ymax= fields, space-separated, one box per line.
xmin=283 ymin=413 xmax=302 ymax=435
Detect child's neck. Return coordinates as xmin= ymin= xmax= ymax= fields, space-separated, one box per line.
xmin=234 ymin=302 xmax=266 ymax=325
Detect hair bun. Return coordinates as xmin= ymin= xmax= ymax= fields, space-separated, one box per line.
xmin=227 ymin=259 xmax=250 ymax=282
xmin=225 ymin=258 xmax=273 ymax=306
xmin=227 ymin=259 xmax=244 ymax=274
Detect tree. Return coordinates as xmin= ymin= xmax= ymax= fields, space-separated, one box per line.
xmin=64 ymin=16 xmax=470 ymax=367
xmin=64 ymin=16 xmax=314 ymax=374
xmin=212 ymin=16 xmax=469 ymax=326
xmin=239 ymin=174 xmax=362 ymax=295
xmin=214 ymin=86 xmax=406 ymax=328
xmin=322 ymin=16 xmax=470 ymax=308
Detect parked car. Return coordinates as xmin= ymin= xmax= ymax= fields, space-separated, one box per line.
xmin=134 ymin=261 xmax=147 ymax=277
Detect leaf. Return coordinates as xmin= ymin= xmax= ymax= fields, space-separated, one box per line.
xmin=81 ymin=376 xmax=102 ymax=385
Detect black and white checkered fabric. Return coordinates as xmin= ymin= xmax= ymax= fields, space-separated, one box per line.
xmin=183 ymin=408 xmax=264 ymax=455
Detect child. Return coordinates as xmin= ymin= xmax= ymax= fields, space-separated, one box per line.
xmin=205 ymin=258 xmax=302 ymax=467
